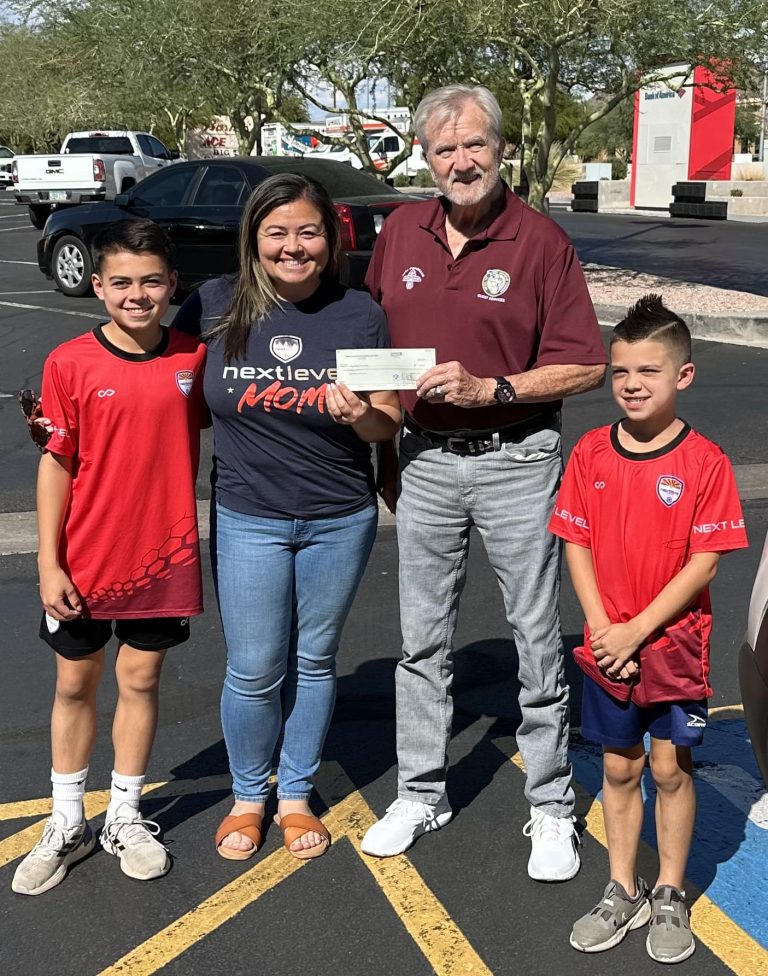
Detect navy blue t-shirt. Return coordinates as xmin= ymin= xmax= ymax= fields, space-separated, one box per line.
xmin=173 ymin=276 xmax=390 ymax=520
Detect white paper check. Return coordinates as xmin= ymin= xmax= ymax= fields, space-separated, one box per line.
xmin=335 ymin=348 xmax=436 ymax=391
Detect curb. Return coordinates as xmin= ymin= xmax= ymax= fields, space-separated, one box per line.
xmin=0 ymin=498 xmax=396 ymax=557
xmin=593 ymin=302 xmax=768 ymax=348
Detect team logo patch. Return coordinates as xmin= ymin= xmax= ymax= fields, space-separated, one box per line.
xmin=176 ymin=370 xmax=194 ymax=397
xmin=270 ymin=335 xmax=302 ymax=363
xmin=657 ymin=475 xmax=685 ymax=507
xmin=401 ymin=266 xmax=425 ymax=290
xmin=481 ymin=269 xmax=510 ymax=298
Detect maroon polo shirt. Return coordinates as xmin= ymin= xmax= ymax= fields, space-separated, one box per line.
xmin=365 ymin=185 xmax=606 ymax=433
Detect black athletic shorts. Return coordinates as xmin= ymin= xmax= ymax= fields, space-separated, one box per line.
xmin=39 ymin=612 xmax=190 ymax=658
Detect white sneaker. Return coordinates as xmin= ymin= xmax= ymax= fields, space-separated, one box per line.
xmin=523 ymin=806 xmax=580 ymax=881
xmin=11 ymin=811 xmax=95 ymax=896
xmin=100 ymin=803 xmax=170 ymax=880
xmin=361 ymin=795 xmax=452 ymax=857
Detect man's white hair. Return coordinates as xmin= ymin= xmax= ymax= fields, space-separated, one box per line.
xmin=414 ymin=85 xmax=503 ymax=153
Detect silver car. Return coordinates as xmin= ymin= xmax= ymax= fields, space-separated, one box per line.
xmin=740 ymin=530 xmax=768 ymax=786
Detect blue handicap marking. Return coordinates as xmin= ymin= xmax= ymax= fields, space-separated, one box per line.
xmin=570 ymin=717 xmax=768 ymax=951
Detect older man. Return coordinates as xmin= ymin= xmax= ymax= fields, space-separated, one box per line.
xmin=361 ymin=85 xmax=607 ymax=881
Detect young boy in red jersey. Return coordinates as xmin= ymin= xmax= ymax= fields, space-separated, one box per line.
xmin=12 ymin=220 xmax=207 ymax=896
xmin=549 ymin=295 xmax=747 ymax=964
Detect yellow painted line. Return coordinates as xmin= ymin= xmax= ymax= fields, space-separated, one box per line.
xmin=97 ymin=766 xmax=491 ymax=976
xmin=330 ymin=791 xmax=493 ymax=976
xmin=98 ymin=846 xmax=305 ymax=976
xmin=0 ymin=784 xmax=166 ymax=870
xmin=709 ymin=704 xmax=745 ymax=718
xmin=508 ymin=744 xmax=768 ymax=974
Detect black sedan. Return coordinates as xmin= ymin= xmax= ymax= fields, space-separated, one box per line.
xmin=37 ymin=157 xmax=421 ymax=296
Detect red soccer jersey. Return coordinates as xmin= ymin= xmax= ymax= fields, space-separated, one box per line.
xmin=41 ymin=326 xmax=207 ymax=619
xmin=549 ymin=423 xmax=747 ymax=706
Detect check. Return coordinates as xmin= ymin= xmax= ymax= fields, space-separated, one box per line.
xmin=335 ymin=348 xmax=436 ymax=390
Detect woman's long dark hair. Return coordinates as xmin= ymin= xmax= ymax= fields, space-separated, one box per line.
xmin=209 ymin=173 xmax=343 ymax=363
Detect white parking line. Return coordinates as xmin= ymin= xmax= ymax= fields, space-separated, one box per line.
xmin=0 ymin=300 xmax=101 ymax=319
xmin=0 ymin=214 xmax=29 ymax=220
xmin=0 ymin=226 xmax=31 ymax=233
xmin=0 ymin=290 xmax=56 ymax=295
xmin=0 ymin=259 xmax=38 ymax=265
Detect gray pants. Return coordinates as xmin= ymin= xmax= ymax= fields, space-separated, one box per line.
xmin=395 ymin=426 xmax=575 ymax=816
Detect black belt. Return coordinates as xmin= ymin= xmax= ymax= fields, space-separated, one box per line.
xmin=403 ymin=410 xmax=559 ymax=456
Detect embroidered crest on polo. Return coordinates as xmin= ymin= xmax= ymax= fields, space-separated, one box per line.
xmin=401 ymin=267 xmax=425 ymax=290
xmin=657 ymin=475 xmax=685 ymax=507
xmin=176 ymin=369 xmax=194 ymax=397
xmin=481 ymin=269 xmax=510 ymax=299
xmin=269 ymin=335 xmax=302 ymax=363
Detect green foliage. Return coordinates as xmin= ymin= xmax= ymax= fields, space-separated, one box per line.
xmin=612 ymin=158 xmax=628 ymax=180
xmin=576 ymin=98 xmax=635 ymax=162
xmin=392 ymin=173 xmax=411 ymax=187
xmin=734 ymin=103 xmax=760 ymax=150
xmin=413 ymin=168 xmax=435 ymax=187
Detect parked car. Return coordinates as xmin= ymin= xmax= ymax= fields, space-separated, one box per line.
xmin=740 ymin=529 xmax=768 ymax=787
xmin=37 ymin=156 xmax=421 ymax=296
xmin=0 ymin=146 xmax=14 ymax=190
xmin=12 ymin=130 xmax=179 ymax=228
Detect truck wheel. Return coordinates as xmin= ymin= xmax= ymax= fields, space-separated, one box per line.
xmin=28 ymin=205 xmax=51 ymax=229
xmin=52 ymin=235 xmax=93 ymax=297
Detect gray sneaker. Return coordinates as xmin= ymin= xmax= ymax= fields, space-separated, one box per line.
xmin=646 ymin=885 xmax=695 ymax=963
xmin=100 ymin=804 xmax=170 ymax=880
xmin=571 ymin=878 xmax=652 ymax=952
xmin=11 ymin=812 xmax=95 ymax=896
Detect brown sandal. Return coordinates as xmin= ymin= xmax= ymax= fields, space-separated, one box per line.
xmin=274 ymin=813 xmax=331 ymax=860
xmin=215 ymin=812 xmax=263 ymax=860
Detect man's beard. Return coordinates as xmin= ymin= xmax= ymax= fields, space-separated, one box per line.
xmin=433 ymin=166 xmax=501 ymax=207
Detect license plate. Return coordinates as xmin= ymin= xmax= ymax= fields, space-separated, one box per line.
xmin=49 ymin=190 xmax=68 ymax=201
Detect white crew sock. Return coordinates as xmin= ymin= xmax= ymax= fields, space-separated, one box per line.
xmin=51 ymin=766 xmax=88 ymax=827
xmin=105 ymin=770 xmax=145 ymax=823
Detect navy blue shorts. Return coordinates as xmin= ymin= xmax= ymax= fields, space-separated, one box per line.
xmin=581 ymin=674 xmax=708 ymax=749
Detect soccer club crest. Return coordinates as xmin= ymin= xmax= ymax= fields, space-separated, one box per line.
xmin=657 ymin=475 xmax=684 ymax=507
xmin=269 ymin=335 xmax=302 ymax=363
xmin=481 ymin=269 xmax=511 ymax=298
xmin=176 ymin=370 xmax=194 ymax=397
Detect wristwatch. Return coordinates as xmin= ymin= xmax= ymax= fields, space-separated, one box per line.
xmin=493 ymin=376 xmax=516 ymax=404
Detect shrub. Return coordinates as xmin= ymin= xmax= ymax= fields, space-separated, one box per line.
xmin=730 ymin=187 xmax=744 ymax=197
xmin=612 ymin=158 xmax=628 ymax=180
xmin=413 ymin=168 xmax=435 ymax=187
xmin=392 ymin=173 xmax=410 ymax=187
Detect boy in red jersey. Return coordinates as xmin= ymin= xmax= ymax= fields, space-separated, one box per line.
xmin=12 ymin=220 xmax=207 ymax=896
xmin=549 ymin=295 xmax=747 ymax=964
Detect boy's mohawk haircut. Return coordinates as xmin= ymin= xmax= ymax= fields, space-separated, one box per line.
xmin=612 ymin=293 xmax=692 ymax=365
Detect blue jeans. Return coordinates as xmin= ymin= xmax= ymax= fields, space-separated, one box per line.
xmin=395 ymin=426 xmax=575 ymax=815
xmin=216 ymin=502 xmax=377 ymax=801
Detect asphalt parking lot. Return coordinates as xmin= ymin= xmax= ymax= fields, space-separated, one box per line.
xmin=0 ymin=195 xmax=767 ymax=975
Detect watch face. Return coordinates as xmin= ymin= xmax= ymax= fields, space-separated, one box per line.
xmin=495 ymin=379 xmax=515 ymax=403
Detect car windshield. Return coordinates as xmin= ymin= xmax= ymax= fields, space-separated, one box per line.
xmin=65 ymin=137 xmax=134 ymax=155
xmin=0 ymin=147 xmax=13 ymax=158
xmin=256 ymin=159 xmax=398 ymax=196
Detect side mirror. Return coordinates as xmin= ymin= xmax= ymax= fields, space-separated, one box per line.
xmin=114 ymin=193 xmax=130 ymax=207
xmin=169 ymin=150 xmax=181 ymax=160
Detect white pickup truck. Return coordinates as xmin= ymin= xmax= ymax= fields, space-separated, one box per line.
xmin=12 ymin=130 xmax=179 ymax=228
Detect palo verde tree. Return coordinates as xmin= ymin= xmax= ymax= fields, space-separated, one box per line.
xmin=479 ymin=0 xmax=767 ymax=210
xmin=284 ymin=0 xmax=475 ymax=179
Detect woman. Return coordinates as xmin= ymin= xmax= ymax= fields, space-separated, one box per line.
xmin=174 ymin=174 xmax=400 ymax=860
